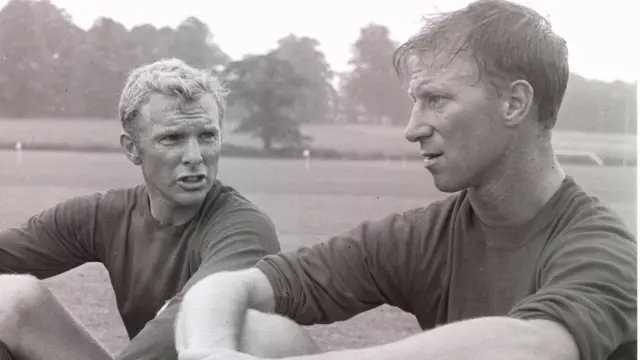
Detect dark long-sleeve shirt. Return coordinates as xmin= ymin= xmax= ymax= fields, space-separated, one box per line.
xmin=257 ymin=176 xmax=637 ymax=360
xmin=0 ymin=180 xmax=280 ymax=360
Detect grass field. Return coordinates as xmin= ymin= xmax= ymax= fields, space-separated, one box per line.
xmin=0 ymin=150 xmax=637 ymax=356
xmin=0 ymin=119 xmax=637 ymax=162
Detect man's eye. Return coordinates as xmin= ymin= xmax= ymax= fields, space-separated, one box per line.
xmin=428 ymin=95 xmax=447 ymax=108
xmin=200 ymin=131 xmax=218 ymax=141
xmin=160 ymin=134 xmax=181 ymax=144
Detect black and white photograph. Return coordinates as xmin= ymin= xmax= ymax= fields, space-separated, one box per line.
xmin=0 ymin=0 xmax=636 ymax=359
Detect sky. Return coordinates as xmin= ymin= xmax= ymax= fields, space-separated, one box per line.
xmin=4 ymin=0 xmax=638 ymax=83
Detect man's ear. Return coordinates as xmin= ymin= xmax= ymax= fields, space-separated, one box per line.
xmin=120 ymin=132 xmax=142 ymax=165
xmin=502 ymin=79 xmax=534 ymax=127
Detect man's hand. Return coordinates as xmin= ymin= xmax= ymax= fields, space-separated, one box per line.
xmin=178 ymin=348 xmax=263 ymax=360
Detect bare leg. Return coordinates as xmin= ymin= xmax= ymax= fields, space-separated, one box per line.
xmin=0 ymin=274 xmax=112 ymax=360
xmin=239 ymin=309 xmax=321 ymax=358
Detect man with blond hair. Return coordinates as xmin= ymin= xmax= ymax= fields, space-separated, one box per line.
xmin=0 ymin=58 xmax=318 ymax=360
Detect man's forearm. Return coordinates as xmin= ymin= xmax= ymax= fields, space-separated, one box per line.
xmin=176 ymin=268 xmax=276 ymax=355
xmin=287 ymin=317 xmax=579 ymax=360
xmin=176 ymin=271 xmax=252 ymax=352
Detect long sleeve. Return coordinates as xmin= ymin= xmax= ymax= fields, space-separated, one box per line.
xmin=116 ymin=206 xmax=280 ymax=360
xmin=0 ymin=193 xmax=104 ymax=278
xmin=509 ymin=209 xmax=637 ymax=360
xmin=255 ymin=210 xmax=428 ymax=325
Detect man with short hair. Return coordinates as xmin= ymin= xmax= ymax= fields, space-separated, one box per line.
xmin=0 ymin=58 xmax=318 ymax=360
xmin=175 ymin=1 xmax=637 ymax=359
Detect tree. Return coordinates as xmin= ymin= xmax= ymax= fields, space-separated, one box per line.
xmin=223 ymin=53 xmax=311 ymax=150
xmin=341 ymin=24 xmax=411 ymax=125
xmin=0 ymin=0 xmax=633 ymax=135
xmin=72 ymin=17 xmax=138 ymax=118
xmin=272 ymin=34 xmax=337 ymax=123
xmin=31 ymin=0 xmax=88 ymax=117
xmin=166 ymin=17 xmax=230 ymax=70
xmin=129 ymin=24 xmax=173 ymax=66
xmin=556 ymin=74 xmax=637 ymax=134
xmin=0 ymin=0 xmax=55 ymax=117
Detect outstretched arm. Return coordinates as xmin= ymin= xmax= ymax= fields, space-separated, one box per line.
xmin=176 ymin=309 xmax=578 ymax=360
xmin=176 ymin=208 xmax=635 ymax=360
xmin=285 ymin=317 xmax=578 ymax=360
xmin=176 ymin=211 xmax=426 ymax=357
xmin=266 ymin=213 xmax=635 ymax=360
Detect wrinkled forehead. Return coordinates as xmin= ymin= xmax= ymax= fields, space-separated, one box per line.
xmin=141 ymin=93 xmax=220 ymax=128
xmin=406 ymin=50 xmax=481 ymax=87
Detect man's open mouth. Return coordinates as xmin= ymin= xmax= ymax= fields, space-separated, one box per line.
xmin=423 ymin=153 xmax=443 ymax=160
xmin=422 ymin=153 xmax=443 ymax=168
xmin=177 ymin=174 xmax=208 ymax=190
xmin=178 ymin=175 xmax=206 ymax=183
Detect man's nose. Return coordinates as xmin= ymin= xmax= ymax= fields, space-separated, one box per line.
xmin=182 ymin=137 xmax=203 ymax=165
xmin=404 ymin=111 xmax=434 ymax=143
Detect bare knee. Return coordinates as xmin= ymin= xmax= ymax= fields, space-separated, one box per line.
xmin=0 ymin=275 xmax=50 ymax=348
xmin=0 ymin=274 xmax=49 ymax=312
xmin=240 ymin=309 xmax=321 ymax=358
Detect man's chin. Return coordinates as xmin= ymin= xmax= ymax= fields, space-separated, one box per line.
xmin=173 ymin=186 xmax=211 ymax=206
xmin=432 ymin=175 xmax=465 ymax=194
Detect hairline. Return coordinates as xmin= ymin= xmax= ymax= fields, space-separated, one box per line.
xmin=118 ymin=58 xmax=229 ymax=140
xmin=125 ymin=90 xmax=226 ymax=140
xmin=392 ymin=1 xmax=568 ymax=128
xmin=401 ymin=46 xmax=517 ymax=99
xmin=123 ymin=90 xmax=224 ymax=142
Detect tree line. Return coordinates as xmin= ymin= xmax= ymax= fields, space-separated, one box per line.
xmin=0 ymin=0 xmax=636 ymax=149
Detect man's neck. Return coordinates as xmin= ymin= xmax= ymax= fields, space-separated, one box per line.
xmin=468 ymin=142 xmax=566 ymax=228
xmin=147 ymin=193 xmax=200 ymax=226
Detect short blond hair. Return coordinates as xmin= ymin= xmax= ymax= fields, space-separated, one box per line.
xmin=118 ymin=58 xmax=228 ymax=134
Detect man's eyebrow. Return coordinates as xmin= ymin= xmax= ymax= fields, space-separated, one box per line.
xmin=410 ymin=77 xmax=431 ymax=87
xmin=197 ymin=126 xmax=220 ymax=136
xmin=408 ymin=79 xmax=437 ymax=95
xmin=153 ymin=128 xmax=181 ymax=138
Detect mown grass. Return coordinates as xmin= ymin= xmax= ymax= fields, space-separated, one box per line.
xmin=0 ymin=150 xmax=636 ymax=355
xmin=0 ymin=118 xmax=636 ymax=163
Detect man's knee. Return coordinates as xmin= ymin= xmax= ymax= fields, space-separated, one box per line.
xmin=240 ymin=309 xmax=321 ymax=358
xmin=0 ymin=274 xmax=50 ymax=347
xmin=0 ymin=274 xmax=49 ymax=312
